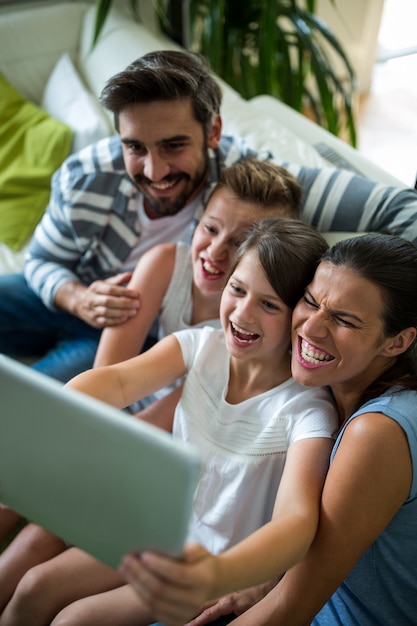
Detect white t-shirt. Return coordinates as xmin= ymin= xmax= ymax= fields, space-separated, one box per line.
xmin=121 ymin=195 xmax=200 ymax=271
xmin=159 ymin=242 xmax=220 ymax=338
xmin=173 ymin=325 xmax=339 ymax=554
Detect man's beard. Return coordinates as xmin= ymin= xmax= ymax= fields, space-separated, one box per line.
xmin=133 ymin=151 xmax=210 ymax=218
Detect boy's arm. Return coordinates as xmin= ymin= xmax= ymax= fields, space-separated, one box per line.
xmin=94 ymin=244 xmax=176 ymax=366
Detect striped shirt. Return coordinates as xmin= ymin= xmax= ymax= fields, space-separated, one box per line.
xmin=283 ymin=162 xmax=417 ymax=240
xmin=24 ymin=134 xmax=417 ymax=310
xmin=24 ymin=135 xmax=260 ymax=309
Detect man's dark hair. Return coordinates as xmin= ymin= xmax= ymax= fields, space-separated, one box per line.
xmin=100 ymin=50 xmax=222 ymax=135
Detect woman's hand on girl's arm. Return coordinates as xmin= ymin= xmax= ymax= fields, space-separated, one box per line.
xmin=185 ymin=580 xmax=279 ymax=626
xmin=120 ymin=545 xmax=277 ymax=626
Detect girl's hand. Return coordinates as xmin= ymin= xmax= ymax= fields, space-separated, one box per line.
xmin=119 ymin=542 xmax=218 ymax=626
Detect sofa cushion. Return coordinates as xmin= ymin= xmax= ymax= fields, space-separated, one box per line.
xmin=78 ymin=5 xmax=179 ymax=104
xmin=0 ymin=2 xmax=91 ymax=104
xmin=41 ymin=53 xmax=113 ymax=152
xmin=0 ymin=75 xmax=73 ymax=251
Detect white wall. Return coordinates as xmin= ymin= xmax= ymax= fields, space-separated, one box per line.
xmin=0 ymin=0 xmax=384 ymax=94
xmin=317 ymin=0 xmax=385 ymax=93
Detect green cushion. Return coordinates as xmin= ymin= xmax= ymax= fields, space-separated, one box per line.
xmin=0 ymin=75 xmax=73 ymax=250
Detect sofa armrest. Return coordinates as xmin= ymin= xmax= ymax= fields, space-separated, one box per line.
xmin=249 ymin=96 xmax=406 ymax=187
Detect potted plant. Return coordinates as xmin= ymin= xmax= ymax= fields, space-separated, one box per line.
xmin=93 ymin=0 xmax=356 ymax=145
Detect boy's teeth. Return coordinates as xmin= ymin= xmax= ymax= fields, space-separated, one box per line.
xmin=203 ymin=261 xmax=220 ymax=275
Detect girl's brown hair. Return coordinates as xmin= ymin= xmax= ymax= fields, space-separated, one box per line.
xmin=227 ymin=217 xmax=329 ymax=310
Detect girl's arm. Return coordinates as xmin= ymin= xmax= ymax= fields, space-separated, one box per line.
xmin=66 ymin=334 xmax=186 ymax=413
xmin=227 ymin=412 xmax=413 ymax=626
xmin=94 ymin=243 xmax=176 ymax=367
xmin=120 ymin=436 xmax=334 ymax=626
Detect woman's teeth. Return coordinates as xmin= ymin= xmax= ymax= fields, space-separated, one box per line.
xmin=301 ymin=339 xmax=333 ymax=364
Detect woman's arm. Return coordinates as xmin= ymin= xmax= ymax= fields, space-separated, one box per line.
xmin=66 ymin=334 xmax=186 ymax=411
xmin=120 ymin=436 xmax=334 ymax=626
xmin=228 ymin=412 xmax=413 ymax=625
xmin=94 ymin=243 xmax=176 ymax=367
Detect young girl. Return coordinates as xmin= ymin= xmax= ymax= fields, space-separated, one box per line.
xmin=0 ymin=217 xmax=338 ymax=626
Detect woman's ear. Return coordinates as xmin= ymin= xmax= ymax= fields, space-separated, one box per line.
xmin=381 ymin=327 xmax=417 ymax=357
xmin=207 ymin=115 xmax=222 ymax=149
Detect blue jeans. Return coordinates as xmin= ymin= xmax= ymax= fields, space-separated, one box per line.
xmin=0 ymin=274 xmax=101 ymax=382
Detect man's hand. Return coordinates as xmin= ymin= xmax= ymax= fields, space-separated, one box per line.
xmin=55 ymin=272 xmax=140 ymax=328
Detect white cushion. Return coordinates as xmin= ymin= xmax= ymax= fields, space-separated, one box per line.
xmin=79 ymin=6 xmax=180 ymax=102
xmin=41 ymin=53 xmax=113 ymax=153
xmin=249 ymin=95 xmax=406 ymax=187
xmin=0 ymin=2 xmax=90 ymax=104
xmin=0 ymin=242 xmax=26 ymax=275
xmin=321 ymin=232 xmax=361 ymax=246
xmin=221 ymin=96 xmax=326 ymax=168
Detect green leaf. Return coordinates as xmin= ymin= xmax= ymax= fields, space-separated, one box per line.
xmin=129 ymin=0 xmax=141 ymax=22
xmin=95 ymin=0 xmax=357 ymax=145
xmin=92 ymin=0 xmax=113 ymax=49
xmin=92 ymin=0 xmax=142 ymax=49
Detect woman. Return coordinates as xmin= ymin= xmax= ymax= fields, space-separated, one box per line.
xmin=122 ymin=232 xmax=417 ymax=626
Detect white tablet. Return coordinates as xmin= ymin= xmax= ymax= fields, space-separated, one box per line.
xmin=0 ymin=355 xmax=202 ymax=568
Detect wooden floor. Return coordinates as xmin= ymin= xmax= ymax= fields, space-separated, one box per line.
xmin=356 ymin=0 xmax=417 ymax=187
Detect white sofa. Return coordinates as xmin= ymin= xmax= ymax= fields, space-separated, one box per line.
xmin=0 ymin=0 xmax=410 ymax=275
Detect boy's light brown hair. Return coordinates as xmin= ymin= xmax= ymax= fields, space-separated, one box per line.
xmin=217 ymin=159 xmax=302 ymax=219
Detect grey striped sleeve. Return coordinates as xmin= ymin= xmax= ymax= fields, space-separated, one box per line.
xmin=24 ymin=139 xmax=133 ymax=309
xmin=281 ymin=163 xmax=417 ymax=244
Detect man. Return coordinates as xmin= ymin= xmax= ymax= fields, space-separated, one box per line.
xmin=1 ymin=50 xmax=417 ymax=382
xmin=0 ymin=50 xmax=260 ymax=382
